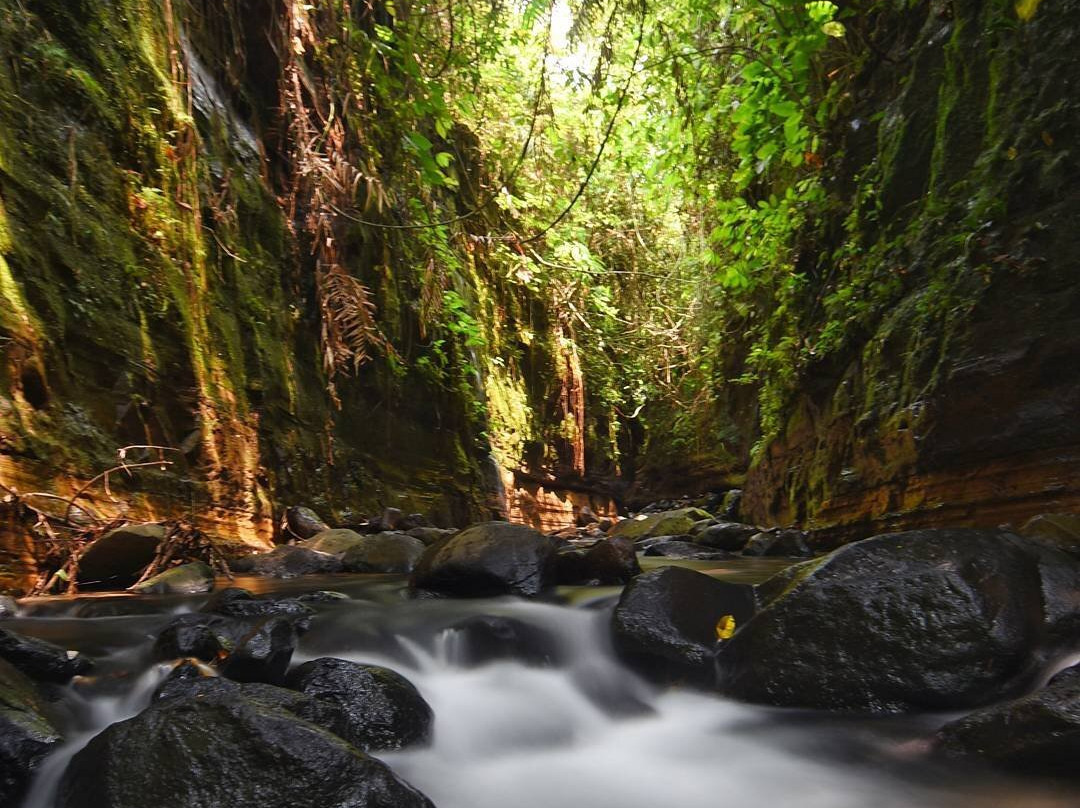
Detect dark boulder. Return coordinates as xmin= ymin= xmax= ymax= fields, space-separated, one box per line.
xmin=444 ymin=615 xmax=560 ymax=667
xmin=611 ymin=566 xmax=757 ymax=684
xmin=342 ymin=533 xmax=427 ymax=574
xmin=230 ymin=545 xmax=342 ymax=578
xmin=0 ymin=627 xmax=93 ymax=683
xmin=557 ymin=538 xmax=640 ymax=585
xmin=694 ymin=522 xmax=759 ymax=552
xmin=407 ymin=527 xmax=455 ymax=546
xmin=716 ymin=529 xmax=1080 ymax=713
xmin=365 ymin=508 xmax=404 ymax=534
xmin=643 ymin=541 xmax=734 ymax=561
xmin=131 ymin=561 xmax=215 ymax=595
xmin=285 ymin=658 xmax=433 ymax=752
xmin=56 ymin=684 xmax=434 ymax=808
xmin=219 ymin=617 xmax=297 ymax=685
xmin=935 ymin=663 xmax=1080 ymax=778
xmin=399 ymin=513 xmax=431 ymax=531
xmin=741 ymin=529 xmax=813 ymax=558
xmin=0 ymin=657 xmax=62 ymax=805
xmin=153 ymin=613 xmax=251 ymax=662
xmin=633 ymin=534 xmax=684 ymax=551
xmin=76 ymin=524 xmax=165 ymax=588
xmin=410 ymin=521 xmax=558 ymax=598
xmin=203 ymin=591 xmax=315 ymax=626
xmin=284 ymin=506 xmax=330 ymax=540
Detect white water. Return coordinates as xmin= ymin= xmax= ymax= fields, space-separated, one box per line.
xmin=13 ymin=580 xmax=1080 ymax=808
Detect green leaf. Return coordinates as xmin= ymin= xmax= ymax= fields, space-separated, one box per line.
xmin=822 ymin=21 xmax=846 ymax=38
xmin=435 ymin=151 xmax=453 ymax=168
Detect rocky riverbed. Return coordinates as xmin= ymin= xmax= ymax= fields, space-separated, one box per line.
xmin=1 ymin=509 xmax=1078 ymax=807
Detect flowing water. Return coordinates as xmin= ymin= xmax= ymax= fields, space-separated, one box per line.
xmin=9 ymin=562 xmax=1079 ymax=808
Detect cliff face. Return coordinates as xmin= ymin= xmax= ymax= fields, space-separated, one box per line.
xmin=743 ymin=0 xmax=1080 ymax=541
xmin=0 ymin=0 xmax=618 ymax=592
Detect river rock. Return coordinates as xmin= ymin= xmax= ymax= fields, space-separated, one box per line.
xmin=1020 ymin=513 xmax=1080 ymax=557
xmin=204 ymin=590 xmax=315 ymax=625
xmin=721 ymin=489 xmax=743 ymax=521
xmin=934 ymin=663 xmax=1080 ymax=778
xmin=558 ymin=538 xmax=640 ymax=585
xmin=285 ymin=658 xmax=433 ymax=751
xmin=716 ymin=529 xmax=1080 ymax=713
xmin=610 ymin=508 xmax=713 ymax=541
xmin=0 ymin=627 xmax=93 ymax=683
xmin=741 ymin=529 xmax=813 ymax=557
xmin=76 ymin=523 xmax=165 ymax=588
xmin=410 ymin=521 xmax=558 ymax=598
xmin=55 ymin=683 xmax=435 ymax=808
xmin=407 ymin=526 xmax=455 ymax=546
xmin=611 ymin=566 xmax=757 ymax=684
xmin=0 ymin=658 xmax=62 ymax=805
xmin=643 ymin=541 xmax=734 ymax=560
xmin=694 ymin=522 xmax=759 ymax=551
xmin=153 ymin=613 xmax=251 ymax=662
xmin=230 ymin=545 xmax=343 ymax=578
xmin=303 ymin=528 xmax=367 ymax=556
xmin=342 ymin=533 xmax=427 ymax=574
xmin=399 ymin=513 xmax=431 ymax=531
xmin=284 ymin=506 xmax=330 ymax=540
xmin=444 ymin=614 xmax=560 ymax=667
xmin=131 ymin=561 xmax=215 ymax=595
xmin=219 ymin=617 xmax=297 ymax=685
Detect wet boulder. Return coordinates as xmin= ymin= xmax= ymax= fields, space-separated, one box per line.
xmin=56 ymin=683 xmax=435 ymax=808
xmin=610 ymin=508 xmax=713 ymax=542
xmin=153 ymin=613 xmax=251 ymax=662
xmin=445 ymin=615 xmax=561 ymax=667
xmin=76 ymin=524 xmax=165 ymax=588
xmin=203 ymin=590 xmax=315 ymax=626
xmin=0 ymin=627 xmax=93 ymax=683
xmin=0 ymin=658 xmax=62 ymax=805
xmin=342 ymin=533 xmax=427 ymax=574
xmin=219 ymin=617 xmax=298 ymax=685
xmin=694 ymin=522 xmax=759 ymax=552
xmin=643 ymin=541 xmax=734 ymax=561
xmin=557 ymin=538 xmax=640 ymax=585
xmin=230 ymin=545 xmax=342 ymax=578
xmin=741 ymin=529 xmax=813 ymax=558
xmin=285 ymin=658 xmax=433 ymax=752
xmin=410 ymin=521 xmax=558 ymax=598
xmin=611 ymin=566 xmax=757 ymax=684
xmin=934 ymin=663 xmax=1080 ymax=778
xmin=303 ymin=529 xmax=367 ymax=556
xmin=716 ymin=529 xmax=1080 ymax=713
xmin=131 ymin=561 xmax=215 ymax=595
xmin=284 ymin=506 xmax=330 ymax=540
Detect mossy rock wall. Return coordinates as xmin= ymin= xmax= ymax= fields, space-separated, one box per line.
xmin=743 ymin=0 xmax=1080 ymax=541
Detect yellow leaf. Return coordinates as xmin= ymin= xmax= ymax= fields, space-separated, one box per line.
xmin=1006 ymin=146 xmax=1018 ymax=161
xmin=715 ymin=614 xmax=737 ymax=641
xmin=1015 ymin=0 xmax=1042 ymax=21
xmin=821 ymin=21 xmax=846 ymax=38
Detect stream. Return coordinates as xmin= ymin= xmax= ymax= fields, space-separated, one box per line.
xmin=9 ymin=558 xmax=1079 ymax=808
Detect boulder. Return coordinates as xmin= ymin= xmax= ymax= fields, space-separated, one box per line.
xmin=285 ymin=658 xmax=433 ymax=751
xmin=694 ymin=522 xmax=759 ymax=552
xmin=153 ymin=613 xmax=251 ymax=662
xmin=741 ymin=529 xmax=813 ymax=558
xmin=230 ymin=545 xmax=342 ymax=578
xmin=610 ymin=508 xmax=713 ymax=542
xmin=611 ymin=566 xmax=757 ymax=684
xmin=0 ymin=627 xmax=93 ymax=683
xmin=1020 ymin=513 xmax=1080 ymax=557
xmin=643 ymin=541 xmax=734 ymax=561
xmin=558 ymin=538 xmax=640 ymax=585
xmin=76 ymin=524 xmax=165 ymax=588
xmin=204 ymin=593 xmax=314 ymax=625
xmin=303 ymin=529 xmax=367 ymax=557
xmin=219 ymin=617 xmax=297 ymax=685
xmin=721 ymin=489 xmax=743 ymax=521
xmin=443 ymin=615 xmax=560 ymax=667
xmin=399 ymin=513 xmax=431 ymax=531
xmin=406 ymin=526 xmax=455 ymax=546
xmin=366 ymin=508 xmax=404 ymax=533
xmin=410 ymin=521 xmax=558 ymax=598
xmin=284 ymin=506 xmax=330 ymax=540
xmin=131 ymin=561 xmax=215 ymax=595
xmin=0 ymin=658 xmax=62 ymax=806
xmin=56 ymin=683 xmax=434 ymax=808
xmin=716 ymin=529 xmax=1080 ymax=713
xmin=342 ymin=533 xmax=427 ymax=574
xmin=934 ymin=663 xmax=1080 ymax=778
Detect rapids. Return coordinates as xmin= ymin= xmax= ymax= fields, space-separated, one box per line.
xmin=8 ymin=563 xmax=1079 ymax=808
